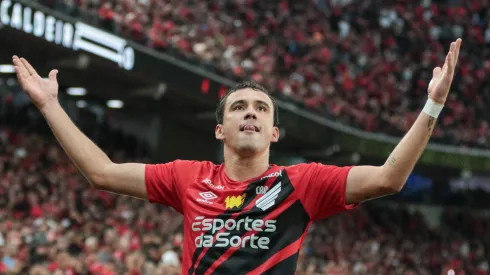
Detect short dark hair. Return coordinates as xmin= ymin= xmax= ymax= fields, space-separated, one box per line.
xmin=215 ymin=81 xmax=279 ymax=126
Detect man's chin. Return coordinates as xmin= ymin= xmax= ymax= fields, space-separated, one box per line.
xmin=235 ymin=144 xmax=262 ymax=157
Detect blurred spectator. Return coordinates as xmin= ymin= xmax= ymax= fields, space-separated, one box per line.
xmin=1 ymin=87 xmax=489 ymax=274
xmin=41 ymin=0 xmax=490 ymax=149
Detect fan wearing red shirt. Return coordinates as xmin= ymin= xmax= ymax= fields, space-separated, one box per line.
xmin=12 ymin=39 xmax=461 ymax=274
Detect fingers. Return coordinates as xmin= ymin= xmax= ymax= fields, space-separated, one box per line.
xmin=447 ymin=39 xmax=462 ymax=69
xmin=432 ymin=67 xmax=442 ymax=78
xmin=441 ymin=51 xmax=449 ymax=73
xmin=12 ymin=56 xmax=27 ymax=76
xmin=20 ymin=57 xmax=38 ymax=76
xmin=429 ymin=67 xmax=442 ymax=86
xmin=446 ymin=51 xmax=454 ymax=74
xmin=443 ymin=41 xmax=455 ymax=74
xmin=12 ymin=56 xmax=30 ymax=84
xmin=13 ymin=66 xmax=28 ymax=86
xmin=453 ymin=38 xmax=462 ymax=67
xmin=449 ymin=41 xmax=455 ymax=53
xmin=48 ymin=69 xmax=59 ymax=82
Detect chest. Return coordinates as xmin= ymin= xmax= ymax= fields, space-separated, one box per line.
xmin=182 ymin=170 xmax=311 ymax=266
xmin=184 ymin=171 xmax=289 ymax=218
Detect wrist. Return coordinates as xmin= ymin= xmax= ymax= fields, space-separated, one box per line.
xmin=39 ymin=100 xmax=61 ymax=116
xmin=423 ymin=97 xmax=444 ymax=118
xmin=429 ymin=96 xmax=446 ymax=105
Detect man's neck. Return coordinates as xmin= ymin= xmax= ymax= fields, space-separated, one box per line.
xmin=223 ymin=146 xmax=270 ymax=182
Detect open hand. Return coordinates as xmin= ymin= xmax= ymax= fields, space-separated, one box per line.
xmin=427 ymin=38 xmax=462 ymax=105
xmin=12 ymin=56 xmax=59 ymax=110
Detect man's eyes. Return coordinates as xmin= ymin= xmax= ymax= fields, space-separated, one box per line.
xmin=232 ymin=105 xmax=267 ymax=111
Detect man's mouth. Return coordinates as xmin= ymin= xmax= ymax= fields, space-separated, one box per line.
xmin=240 ymin=124 xmax=260 ymax=132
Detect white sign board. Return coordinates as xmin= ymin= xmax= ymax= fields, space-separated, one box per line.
xmin=0 ymin=0 xmax=135 ymax=70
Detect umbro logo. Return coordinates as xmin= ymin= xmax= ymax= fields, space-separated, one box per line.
xmin=199 ymin=191 xmax=217 ymax=200
xmin=197 ymin=191 xmax=217 ymax=205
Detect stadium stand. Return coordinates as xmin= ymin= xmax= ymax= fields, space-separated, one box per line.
xmin=3 ymin=0 xmax=490 ymax=274
xmin=41 ymin=0 xmax=490 ymax=148
xmin=1 ymin=87 xmax=183 ymax=275
xmin=1 ymin=86 xmax=489 ymax=275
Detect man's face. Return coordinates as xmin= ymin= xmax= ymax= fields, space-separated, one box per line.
xmin=215 ymin=88 xmax=279 ymax=156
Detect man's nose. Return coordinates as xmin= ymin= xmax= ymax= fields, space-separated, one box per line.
xmin=244 ymin=106 xmax=257 ymax=120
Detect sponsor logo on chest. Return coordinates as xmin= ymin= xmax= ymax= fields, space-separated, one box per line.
xmin=196 ymin=191 xmax=218 ymax=205
xmin=191 ymin=181 xmax=284 ymax=250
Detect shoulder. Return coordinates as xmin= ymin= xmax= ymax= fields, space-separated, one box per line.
xmin=280 ymin=163 xmax=316 ymax=185
xmin=284 ymin=162 xmax=345 ymax=172
xmin=283 ymin=162 xmax=319 ymax=174
xmin=171 ymin=159 xmax=216 ymax=169
xmin=283 ymin=162 xmax=350 ymax=182
xmin=172 ymin=159 xmax=219 ymax=175
xmin=148 ymin=159 xmax=216 ymax=168
xmin=146 ymin=160 xmax=218 ymax=179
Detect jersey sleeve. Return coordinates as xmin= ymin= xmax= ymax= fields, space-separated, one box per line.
xmin=145 ymin=160 xmax=203 ymax=214
xmin=293 ymin=163 xmax=358 ymax=221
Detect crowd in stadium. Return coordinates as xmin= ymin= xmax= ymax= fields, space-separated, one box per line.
xmin=3 ymin=0 xmax=490 ymax=274
xmin=42 ymin=0 xmax=490 ymax=148
xmin=1 ymin=94 xmax=489 ymax=274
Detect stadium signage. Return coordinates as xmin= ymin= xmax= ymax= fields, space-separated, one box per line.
xmin=0 ymin=0 xmax=134 ymax=70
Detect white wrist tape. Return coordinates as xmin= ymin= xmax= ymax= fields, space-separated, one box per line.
xmin=422 ymin=98 xmax=444 ymax=118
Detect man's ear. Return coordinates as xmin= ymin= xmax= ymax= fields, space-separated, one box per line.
xmin=271 ymin=126 xmax=280 ymax=143
xmin=215 ymin=124 xmax=225 ymax=141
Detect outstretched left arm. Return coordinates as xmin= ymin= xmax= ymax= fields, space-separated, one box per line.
xmin=345 ymin=38 xmax=462 ymax=205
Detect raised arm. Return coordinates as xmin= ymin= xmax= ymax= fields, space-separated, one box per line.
xmin=12 ymin=56 xmax=147 ymax=200
xmin=345 ymin=38 xmax=462 ymax=205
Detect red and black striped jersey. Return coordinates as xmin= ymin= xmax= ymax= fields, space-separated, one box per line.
xmin=145 ymin=160 xmax=357 ymax=275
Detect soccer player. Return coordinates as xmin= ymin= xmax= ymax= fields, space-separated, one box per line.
xmin=12 ymin=38 xmax=461 ymax=274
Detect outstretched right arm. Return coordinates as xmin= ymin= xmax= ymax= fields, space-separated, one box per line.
xmin=41 ymin=102 xmax=147 ymax=199
xmin=13 ymin=56 xmax=148 ymax=200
